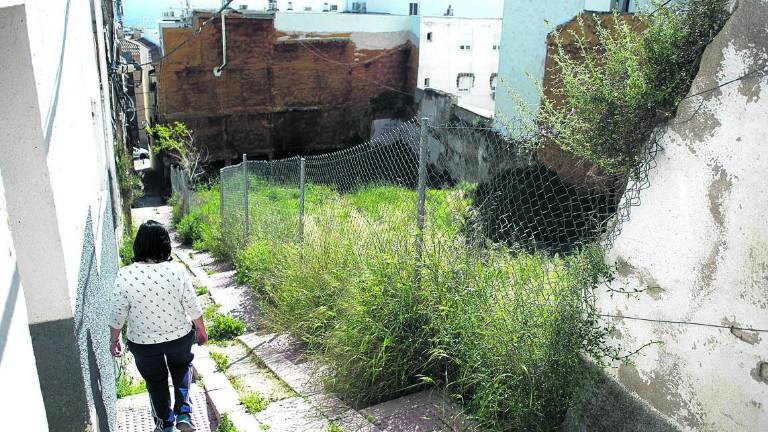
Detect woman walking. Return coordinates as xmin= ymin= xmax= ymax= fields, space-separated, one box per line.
xmin=110 ymin=220 xmax=208 ymax=432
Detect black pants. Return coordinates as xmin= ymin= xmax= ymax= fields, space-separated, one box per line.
xmin=127 ymin=329 xmax=195 ymax=428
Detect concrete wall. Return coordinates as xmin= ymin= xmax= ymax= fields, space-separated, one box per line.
xmin=0 ymin=168 xmax=49 ymax=432
xmin=416 ymin=88 xmax=528 ymax=183
xmin=416 ymin=17 xmax=501 ymax=112
xmin=0 ymin=0 xmax=121 ymax=430
xmin=596 ymin=1 xmax=768 ymax=430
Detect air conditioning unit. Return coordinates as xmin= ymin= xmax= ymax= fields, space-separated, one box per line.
xmin=352 ymin=2 xmax=366 ymax=12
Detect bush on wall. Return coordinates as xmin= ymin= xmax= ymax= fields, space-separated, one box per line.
xmin=529 ymin=0 xmax=730 ymax=174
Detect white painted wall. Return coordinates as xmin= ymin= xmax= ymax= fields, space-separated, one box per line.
xmin=417 ymin=16 xmax=501 ymax=112
xmin=0 ymin=0 xmax=121 ymax=428
xmin=600 ymin=1 xmax=768 ymax=430
xmin=362 ymin=0 xmax=503 ymax=18
xmin=0 ymin=170 xmax=48 ymax=431
xmin=275 ymin=10 xmax=413 ymax=33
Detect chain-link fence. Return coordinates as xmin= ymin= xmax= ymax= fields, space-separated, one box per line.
xmin=218 ymin=118 xmax=641 ymax=255
xmin=170 ymin=164 xmax=198 ymax=219
xmin=207 ymin=116 xmax=655 ymax=429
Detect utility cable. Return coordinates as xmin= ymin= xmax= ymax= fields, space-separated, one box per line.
xmin=600 ymin=313 xmax=768 ymax=333
xmin=132 ymin=0 xmax=235 ymax=68
xmin=295 ymin=38 xmax=415 ymax=97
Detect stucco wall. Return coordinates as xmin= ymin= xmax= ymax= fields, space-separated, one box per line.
xmin=598 ymin=1 xmax=768 ymax=430
xmin=0 ymin=169 xmax=48 ymax=431
xmin=0 ymin=0 xmax=121 ymax=430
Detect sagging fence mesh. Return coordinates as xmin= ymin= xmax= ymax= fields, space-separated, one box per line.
xmin=174 ymin=117 xmax=657 ymax=430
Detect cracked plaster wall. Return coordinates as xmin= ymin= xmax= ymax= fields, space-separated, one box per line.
xmin=597 ymin=1 xmax=768 ymax=430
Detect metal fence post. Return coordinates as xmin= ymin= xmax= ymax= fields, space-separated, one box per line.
xmin=299 ymin=157 xmax=306 ymax=242
xmin=415 ymin=117 xmax=429 ymax=279
xmin=242 ymin=154 xmax=250 ymax=241
xmin=219 ymin=168 xmax=225 ymax=235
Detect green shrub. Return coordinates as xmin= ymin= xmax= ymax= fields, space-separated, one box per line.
xmin=119 ymin=229 xmax=136 ymax=267
xmin=240 ymin=392 xmax=268 ymax=414
xmin=216 ymin=413 xmax=238 ymax=432
xmin=177 ymin=212 xmax=210 ymax=247
xmin=210 ymin=351 xmax=230 ymax=373
xmin=531 ymin=0 xmax=730 ymax=174
xmin=208 ymin=313 xmax=246 ymax=341
xmin=326 ymin=423 xmax=344 ymax=432
xmin=196 ymin=285 xmax=209 ymax=296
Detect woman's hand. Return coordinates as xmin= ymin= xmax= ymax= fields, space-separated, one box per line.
xmin=195 ymin=327 xmax=209 ymax=346
xmin=110 ymin=339 xmax=122 ymax=357
xmin=192 ymin=317 xmax=208 ymax=346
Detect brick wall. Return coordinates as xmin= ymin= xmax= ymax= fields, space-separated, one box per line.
xmin=158 ymin=13 xmax=416 ymax=162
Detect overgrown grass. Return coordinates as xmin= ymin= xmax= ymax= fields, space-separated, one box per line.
xmin=184 ymin=180 xmax=613 ymax=431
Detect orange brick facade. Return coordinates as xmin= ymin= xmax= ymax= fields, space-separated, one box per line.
xmin=158 ymin=13 xmax=416 ymax=162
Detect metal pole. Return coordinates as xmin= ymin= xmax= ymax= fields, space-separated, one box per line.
xmin=299 ymin=157 xmax=306 ymax=242
xmin=242 ymin=154 xmax=249 ymax=241
xmin=415 ymin=117 xmax=429 ymax=280
xmin=219 ymin=168 xmax=225 ymax=236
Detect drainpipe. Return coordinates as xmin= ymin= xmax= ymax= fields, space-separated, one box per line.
xmin=213 ymin=3 xmax=228 ymax=77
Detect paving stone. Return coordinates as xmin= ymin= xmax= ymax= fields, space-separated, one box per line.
xmin=117 ymin=383 xmax=213 ymax=432
xmin=254 ymin=397 xmax=330 ymax=432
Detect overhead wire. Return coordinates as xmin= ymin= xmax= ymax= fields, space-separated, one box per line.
xmin=600 ymin=313 xmax=768 ymax=333
xmin=133 ymin=0 xmax=235 ymax=68
xmin=295 ymin=37 xmax=415 ymax=97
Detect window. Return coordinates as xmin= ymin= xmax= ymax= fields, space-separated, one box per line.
xmin=457 ymin=73 xmax=475 ymax=92
xmin=612 ymin=0 xmax=631 ymax=13
xmin=426 ymin=32 xmax=433 ymax=42
xmin=304 ymin=6 xmax=312 ymax=11
xmin=490 ymin=73 xmax=498 ymax=90
xmin=460 ymin=31 xmax=473 ymax=51
xmin=492 ymin=44 xmax=500 ymax=50
xmin=330 ymin=4 xmax=338 ymax=11
xmin=409 ymin=2 xmax=419 ymax=16
xmin=424 ymin=78 xmax=430 ymax=87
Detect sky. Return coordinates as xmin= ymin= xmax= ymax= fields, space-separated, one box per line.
xmin=122 ymin=0 xmax=222 ymax=42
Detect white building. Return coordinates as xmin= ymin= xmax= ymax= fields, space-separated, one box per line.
xmin=416 ymin=16 xmax=501 ymax=114
xmin=0 ymin=0 xmax=123 ymax=430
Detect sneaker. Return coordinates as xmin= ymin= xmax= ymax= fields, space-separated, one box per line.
xmin=176 ymin=413 xmax=196 ymax=432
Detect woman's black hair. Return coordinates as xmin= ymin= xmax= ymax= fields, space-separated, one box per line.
xmin=133 ymin=220 xmax=172 ymax=263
